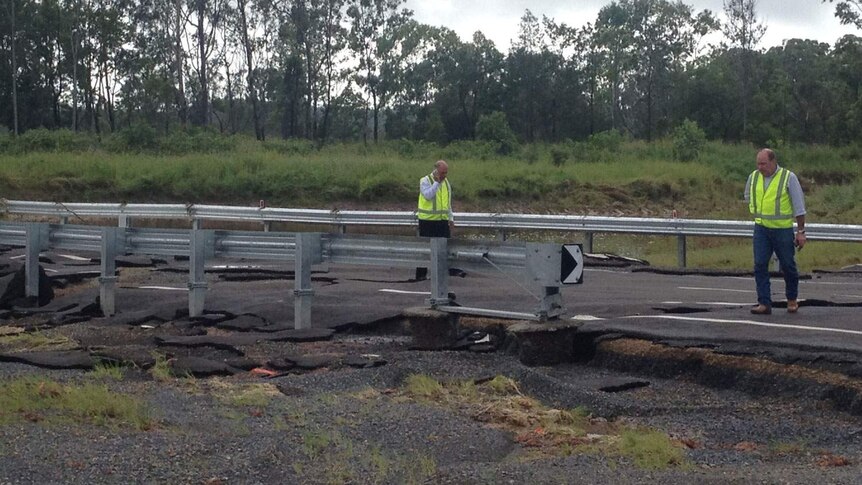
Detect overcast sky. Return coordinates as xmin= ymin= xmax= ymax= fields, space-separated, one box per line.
xmin=405 ymin=0 xmax=859 ymax=51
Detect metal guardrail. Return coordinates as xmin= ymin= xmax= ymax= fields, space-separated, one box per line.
xmin=0 ymin=222 xmax=564 ymax=326
xmin=4 ymin=200 xmax=861 ymax=266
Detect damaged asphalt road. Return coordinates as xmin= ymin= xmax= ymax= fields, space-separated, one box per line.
xmin=2 ymin=246 xmax=862 ymax=482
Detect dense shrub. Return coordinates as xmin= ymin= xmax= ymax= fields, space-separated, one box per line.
xmin=440 ymin=140 xmax=500 ymax=161
xmin=475 ymin=112 xmax=519 ymax=155
xmin=551 ymin=146 xmax=570 ymax=166
xmin=587 ymin=130 xmax=625 ymax=152
xmin=106 ymin=124 xmax=159 ymax=152
xmin=672 ymin=119 xmax=707 ymax=162
xmin=8 ymin=128 xmax=95 ymax=153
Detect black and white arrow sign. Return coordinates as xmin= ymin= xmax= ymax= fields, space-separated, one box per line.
xmin=561 ymin=244 xmax=584 ymax=284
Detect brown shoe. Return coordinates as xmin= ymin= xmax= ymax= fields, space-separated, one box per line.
xmin=787 ymin=300 xmax=799 ymax=313
xmin=750 ymin=304 xmax=772 ymax=315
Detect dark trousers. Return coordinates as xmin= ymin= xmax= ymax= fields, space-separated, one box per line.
xmin=753 ymin=224 xmax=799 ymax=306
xmin=415 ymin=220 xmax=450 ymax=280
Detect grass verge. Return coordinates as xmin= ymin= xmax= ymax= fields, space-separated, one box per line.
xmin=0 ymin=375 xmax=155 ymax=430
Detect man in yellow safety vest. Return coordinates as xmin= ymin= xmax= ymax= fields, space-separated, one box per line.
xmin=415 ymin=160 xmax=455 ymax=281
xmin=744 ymin=148 xmax=807 ymax=315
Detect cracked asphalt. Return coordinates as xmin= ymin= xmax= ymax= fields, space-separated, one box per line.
xmin=2 ymin=245 xmax=862 ymax=483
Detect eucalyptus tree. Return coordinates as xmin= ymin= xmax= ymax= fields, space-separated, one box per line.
xmin=346 ymin=0 xmax=412 ymax=142
xmin=824 ymin=0 xmax=862 ymax=29
xmin=277 ymin=0 xmax=348 ymax=141
xmin=722 ymin=0 xmax=766 ymax=139
xmin=426 ymin=29 xmax=504 ymax=140
xmin=1 ymin=0 xmax=21 ymax=134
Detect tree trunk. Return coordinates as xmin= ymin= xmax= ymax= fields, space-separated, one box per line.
xmin=175 ymin=0 xmax=188 ymax=126
xmin=196 ymin=0 xmax=209 ymax=126
xmin=238 ymin=0 xmax=263 ymax=140
xmin=9 ymin=0 xmax=19 ymax=135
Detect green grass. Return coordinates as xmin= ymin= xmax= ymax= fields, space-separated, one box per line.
xmin=617 ymin=429 xmax=687 ymax=470
xmin=0 ymin=331 xmax=78 ymax=352
xmin=0 ymin=376 xmax=154 ymax=430
xmin=88 ymin=362 xmax=126 ymax=381
xmin=1 ymin=138 xmax=858 ymax=270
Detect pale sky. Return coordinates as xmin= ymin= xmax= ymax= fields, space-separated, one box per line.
xmin=405 ymin=0 xmax=859 ymax=51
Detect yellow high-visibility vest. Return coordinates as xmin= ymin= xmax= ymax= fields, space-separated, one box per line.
xmin=417 ymin=175 xmax=451 ymax=221
xmin=749 ymin=168 xmax=794 ymax=229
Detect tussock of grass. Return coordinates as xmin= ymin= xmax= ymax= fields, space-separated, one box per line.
xmin=0 ymin=376 xmax=154 ymax=430
xmin=88 ymin=362 xmax=126 ymax=381
xmin=0 ymin=331 xmax=77 ymax=352
xmin=149 ymin=353 xmax=173 ymax=381
xmin=214 ymin=383 xmax=279 ymax=409
xmin=617 ymin=429 xmax=687 ymax=470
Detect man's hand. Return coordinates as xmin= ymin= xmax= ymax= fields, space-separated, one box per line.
xmin=795 ymin=231 xmax=807 ymax=250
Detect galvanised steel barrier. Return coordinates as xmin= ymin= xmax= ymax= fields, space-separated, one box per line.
xmin=4 ymin=199 xmax=861 ymax=266
xmin=0 ymin=222 xmax=565 ymax=326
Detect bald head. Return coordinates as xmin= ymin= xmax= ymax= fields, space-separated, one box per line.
xmin=433 ymin=160 xmax=448 ymax=181
xmin=756 ymin=148 xmax=778 ymax=176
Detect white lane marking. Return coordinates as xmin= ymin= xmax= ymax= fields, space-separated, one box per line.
xmin=379 ymin=289 xmax=430 ymax=295
xmin=571 ymin=315 xmax=605 ymax=321
xmin=57 ymin=254 xmax=91 ymax=261
xmin=624 ymin=314 xmax=862 ymax=336
xmin=804 ymin=281 xmax=862 ymax=286
xmin=678 ymin=286 xmax=755 ymax=294
xmin=135 ymin=286 xmax=188 ymax=291
xmin=10 ymin=255 xmax=24 ymax=260
xmin=661 ymin=301 xmax=748 ymax=307
xmin=584 ymin=269 xmax=619 ymax=274
xmin=43 ymin=268 xmax=58 ymax=273
xmin=839 ymin=294 xmax=862 ymax=299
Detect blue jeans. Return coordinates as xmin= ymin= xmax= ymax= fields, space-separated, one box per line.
xmin=753 ymin=224 xmax=798 ymax=306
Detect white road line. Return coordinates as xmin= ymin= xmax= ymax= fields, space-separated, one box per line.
xmin=135 ymin=286 xmax=188 ymax=291
xmin=57 ymin=254 xmax=91 ymax=261
xmin=661 ymin=301 xmax=748 ymax=307
xmin=379 ymin=289 xmax=430 ymax=295
xmin=803 ymin=281 xmax=862 ymax=286
xmin=571 ymin=315 xmax=605 ymax=321
xmin=584 ymin=269 xmax=619 ymax=273
xmin=624 ymin=314 xmax=862 ymax=336
xmin=839 ymin=295 xmax=862 ymax=299
xmin=678 ymin=286 xmax=755 ymax=294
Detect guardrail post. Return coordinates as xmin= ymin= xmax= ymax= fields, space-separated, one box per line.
xmin=192 ymin=219 xmax=203 ymax=230
xmin=59 ymin=216 xmax=68 ymax=225
xmin=25 ymin=223 xmax=45 ymax=298
xmin=294 ymin=233 xmax=321 ymax=329
xmin=584 ymin=232 xmax=594 ymax=253
xmin=118 ymin=214 xmax=130 ymax=228
xmin=429 ymin=237 xmax=450 ymax=306
xmin=188 ymin=229 xmax=211 ymax=317
xmin=527 ymin=243 xmax=564 ymax=320
xmin=99 ymin=227 xmax=121 ymax=316
xmin=677 ymin=235 xmax=687 ymax=268
xmin=263 ymin=221 xmax=272 ymax=232
xmin=496 ymin=229 xmax=508 ymax=241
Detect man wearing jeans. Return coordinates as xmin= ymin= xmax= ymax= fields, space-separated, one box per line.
xmin=744 ymin=148 xmax=807 ymax=315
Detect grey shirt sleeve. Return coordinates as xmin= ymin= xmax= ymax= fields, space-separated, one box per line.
xmin=743 ymin=173 xmax=753 ymax=203
xmin=787 ymin=172 xmax=806 ymax=217
xmin=419 ymin=175 xmax=438 ymax=201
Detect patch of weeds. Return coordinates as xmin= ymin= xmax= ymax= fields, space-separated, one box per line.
xmin=89 ymin=362 xmax=126 ymax=381
xmin=396 ymin=452 xmax=437 ymax=485
xmin=769 ymin=439 xmax=809 ymax=455
xmin=317 ymin=393 xmax=339 ymax=406
xmin=0 ymin=376 xmax=155 ymax=430
xmin=302 ymin=430 xmax=333 ymax=458
xmin=403 ymin=374 xmax=445 ymax=401
xmin=218 ymin=383 xmax=277 ymax=409
xmin=395 ymin=374 xmax=688 ymax=470
xmin=483 ymin=375 xmax=521 ymax=395
xmin=0 ymin=331 xmax=77 ymax=352
xmin=149 ymin=352 xmax=173 ymax=382
xmin=616 ymin=428 xmax=687 ymax=470
xmin=366 ymin=445 xmax=391 ymax=484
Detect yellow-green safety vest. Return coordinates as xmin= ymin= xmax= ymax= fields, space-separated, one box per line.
xmin=417 ymin=175 xmax=451 ymax=221
xmin=749 ymin=167 xmax=794 ymax=229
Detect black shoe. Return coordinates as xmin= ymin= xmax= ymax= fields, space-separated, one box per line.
xmin=414 ymin=267 xmax=427 ymax=281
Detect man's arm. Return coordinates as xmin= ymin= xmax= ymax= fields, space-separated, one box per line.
xmin=743 ymin=173 xmax=753 ymax=203
xmin=420 ymin=175 xmax=439 ymax=201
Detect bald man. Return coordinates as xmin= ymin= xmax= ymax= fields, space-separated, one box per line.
xmin=744 ymin=148 xmax=807 ymax=315
xmin=415 ymin=160 xmax=455 ymax=281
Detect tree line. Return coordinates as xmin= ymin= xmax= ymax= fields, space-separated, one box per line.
xmin=1 ymin=0 xmax=861 ymax=147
